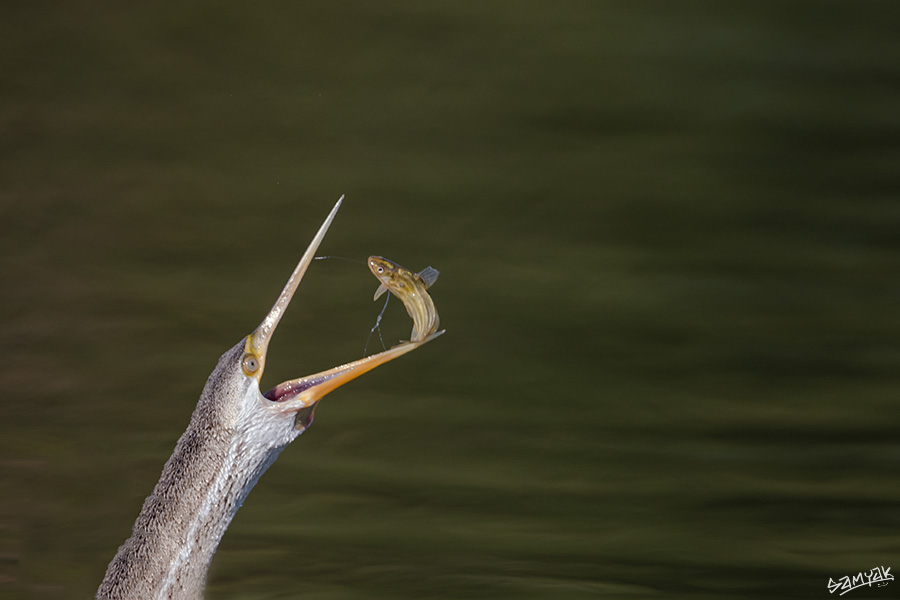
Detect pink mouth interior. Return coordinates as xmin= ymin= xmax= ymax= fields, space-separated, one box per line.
xmin=263 ymin=379 xmax=315 ymax=402
xmin=263 ymin=373 xmax=337 ymax=403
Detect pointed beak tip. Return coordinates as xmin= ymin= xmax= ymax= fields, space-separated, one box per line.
xmin=250 ymin=199 xmax=345 ymax=359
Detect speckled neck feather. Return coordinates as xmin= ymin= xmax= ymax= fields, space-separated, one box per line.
xmin=96 ymin=341 xmax=301 ymax=600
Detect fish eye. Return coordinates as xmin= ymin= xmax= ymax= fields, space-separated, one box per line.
xmin=242 ymin=354 xmax=260 ymax=375
xmin=376 ymin=266 xmax=384 ymax=274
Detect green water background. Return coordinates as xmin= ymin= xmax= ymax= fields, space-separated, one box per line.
xmin=2 ymin=2 xmax=899 ymax=598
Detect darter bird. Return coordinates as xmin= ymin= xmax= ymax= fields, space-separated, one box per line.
xmin=96 ymin=199 xmax=440 ymax=599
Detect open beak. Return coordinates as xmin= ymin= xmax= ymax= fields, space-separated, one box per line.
xmin=246 ymin=197 xmax=441 ymax=411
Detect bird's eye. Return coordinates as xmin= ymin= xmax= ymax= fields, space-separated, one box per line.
xmin=242 ymin=354 xmax=260 ymax=375
xmin=376 ymin=266 xmax=384 ymax=274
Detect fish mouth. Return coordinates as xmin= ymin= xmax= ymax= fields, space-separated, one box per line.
xmin=247 ymin=197 xmax=441 ymax=412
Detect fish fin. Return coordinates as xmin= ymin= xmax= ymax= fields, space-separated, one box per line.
xmin=390 ymin=329 xmax=445 ymax=349
xmin=373 ymin=283 xmax=388 ymax=300
xmin=422 ymin=329 xmax=446 ymax=342
xmin=418 ymin=266 xmax=440 ymax=288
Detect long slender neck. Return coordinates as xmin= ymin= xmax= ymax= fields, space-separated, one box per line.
xmin=97 ymin=347 xmax=290 ymax=600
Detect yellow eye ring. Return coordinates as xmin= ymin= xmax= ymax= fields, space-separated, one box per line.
xmin=242 ymin=354 xmax=260 ymax=376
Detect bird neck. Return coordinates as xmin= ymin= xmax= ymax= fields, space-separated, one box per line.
xmin=97 ymin=345 xmax=293 ymax=600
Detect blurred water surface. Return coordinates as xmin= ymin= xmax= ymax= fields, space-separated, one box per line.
xmin=2 ymin=2 xmax=899 ymax=599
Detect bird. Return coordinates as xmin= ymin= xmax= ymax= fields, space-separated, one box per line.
xmin=96 ymin=199 xmax=440 ymax=599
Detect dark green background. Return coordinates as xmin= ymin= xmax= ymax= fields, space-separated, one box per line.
xmin=2 ymin=2 xmax=899 ymax=598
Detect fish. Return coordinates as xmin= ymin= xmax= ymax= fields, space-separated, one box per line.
xmin=367 ymin=256 xmax=440 ymax=342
